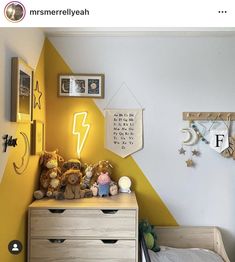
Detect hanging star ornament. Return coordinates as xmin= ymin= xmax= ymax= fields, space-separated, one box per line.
xmin=178 ymin=147 xmax=186 ymax=155
xmin=192 ymin=149 xmax=200 ymax=156
xmin=34 ymin=81 xmax=42 ymax=109
xmin=186 ymin=159 xmax=194 ymax=167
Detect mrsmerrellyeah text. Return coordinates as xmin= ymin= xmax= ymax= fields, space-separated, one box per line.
xmin=30 ymin=8 xmax=89 ymax=17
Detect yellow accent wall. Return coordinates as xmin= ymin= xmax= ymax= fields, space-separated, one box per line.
xmin=0 ymin=44 xmax=46 ymax=262
xmin=45 ymin=39 xmax=177 ymax=226
xmin=0 ymin=38 xmax=176 ymax=262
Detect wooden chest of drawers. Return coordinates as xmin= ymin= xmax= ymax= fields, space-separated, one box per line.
xmin=28 ymin=192 xmax=138 ymax=262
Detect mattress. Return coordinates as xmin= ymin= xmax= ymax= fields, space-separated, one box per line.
xmin=148 ymin=246 xmax=224 ymax=262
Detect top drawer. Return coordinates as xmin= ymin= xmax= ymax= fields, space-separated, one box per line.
xmin=30 ymin=209 xmax=136 ymax=238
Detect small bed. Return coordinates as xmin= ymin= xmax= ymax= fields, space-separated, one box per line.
xmin=140 ymin=226 xmax=230 ymax=262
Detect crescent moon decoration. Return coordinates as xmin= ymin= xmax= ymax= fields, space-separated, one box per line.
xmin=181 ymin=128 xmax=199 ymax=146
xmin=13 ymin=132 xmax=30 ymax=175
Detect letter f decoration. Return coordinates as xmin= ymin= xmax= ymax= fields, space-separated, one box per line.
xmin=72 ymin=112 xmax=90 ymax=158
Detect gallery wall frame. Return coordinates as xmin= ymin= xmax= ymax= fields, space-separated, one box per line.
xmin=58 ymin=74 xmax=105 ymax=98
xmin=31 ymin=120 xmax=44 ymax=155
xmin=11 ymin=57 xmax=33 ymax=122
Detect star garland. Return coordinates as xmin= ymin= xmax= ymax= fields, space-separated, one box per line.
xmin=179 ymin=121 xmax=201 ymax=167
xmin=185 ymin=159 xmax=194 ymax=167
xmin=178 ymin=147 xmax=186 ymax=155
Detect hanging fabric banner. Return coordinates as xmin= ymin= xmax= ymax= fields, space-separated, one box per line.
xmin=209 ymin=128 xmax=229 ymax=153
xmin=105 ymin=109 xmax=143 ymax=158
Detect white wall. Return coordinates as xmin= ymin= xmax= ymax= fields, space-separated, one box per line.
xmin=49 ymin=34 xmax=235 ymax=260
xmin=0 ymin=28 xmax=44 ymax=182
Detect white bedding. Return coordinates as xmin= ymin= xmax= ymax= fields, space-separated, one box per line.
xmin=148 ymin=246 xmax=224 ymax=262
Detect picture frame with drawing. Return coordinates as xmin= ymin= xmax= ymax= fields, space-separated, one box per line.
xmin=11 ymin=57 xmax=33 ymax=122
xmin=58 ymin=74 xmax=104 ymax=98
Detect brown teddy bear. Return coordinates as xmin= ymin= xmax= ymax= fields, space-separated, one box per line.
xmin=62 ymin=169 xmax=93 ymax=199
xmin=34 ymin=150 xmax=64 ymax=200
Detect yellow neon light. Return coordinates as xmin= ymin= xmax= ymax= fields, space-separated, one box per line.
xmin=72 ymin=112 xmax=90 ymax=158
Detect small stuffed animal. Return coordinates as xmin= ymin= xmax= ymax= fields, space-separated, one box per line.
xmin=90 ymin=182 xmax=98 ymax=196
xmin=62 ymin=169 xmax=92 ymax=199
xmin=80 ymin=164 xmax=94 ymax=190
xmin=97 ymin=172 xmax=111 ymax=197
xmin=109 ymin=181 xmax=118 ymax=196
xmin=93 ymin=160 xmax=116 ymax=197
xmin=34 ymin=150 xmax=64 ymax=200
xmin=139 ymin=219 xmax=160 ymax=252
xmin=45 ymin=167 xmax=61 ymax=198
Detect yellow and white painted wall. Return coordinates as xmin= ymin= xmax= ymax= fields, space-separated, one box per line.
xmin=0 ymin=28 xmax=45 ymax=261
xmin=48 ymin=33 xmax=235 ymax=260
xmin=1 ymin=28 xmax=235 ymax=261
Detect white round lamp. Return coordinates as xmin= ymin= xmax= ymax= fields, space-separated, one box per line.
xmin=118 ymin=176 xmax=132 ymax=193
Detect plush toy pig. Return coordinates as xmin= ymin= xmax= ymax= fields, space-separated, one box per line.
xmin=97 ymin=172 xmax=111 ymax=197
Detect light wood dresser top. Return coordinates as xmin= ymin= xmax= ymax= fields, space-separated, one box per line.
xmin=29 ymin=192 xmax=138 ymax=210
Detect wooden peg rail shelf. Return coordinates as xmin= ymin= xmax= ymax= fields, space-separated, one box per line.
xmin=183 ymin=112 xmax=235 ymax=121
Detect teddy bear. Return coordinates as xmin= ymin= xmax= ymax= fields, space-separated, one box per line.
xmin=61 ymin=169 xmax=93 ymax=199
xmin=33 ymin=150 xmax=64 ymax=200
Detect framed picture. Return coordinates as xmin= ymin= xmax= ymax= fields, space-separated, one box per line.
xmin=11 ymin=57 xmax=33 ymax=122
xmin=58 ymin=74 xmax=104 ymax=98
xmin=31 ymin=120 xmax=44 ymax=155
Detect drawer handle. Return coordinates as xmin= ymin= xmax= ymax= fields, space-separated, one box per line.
xmin=48 ymin=239 xmax=66 ymax=243
xmin=101 ymin=240 xmax=118 ymax=244
xmin=101 ymin=209 xmax=118 ymax=214
xmin=48 ymin=209 xmax=65 ymax=213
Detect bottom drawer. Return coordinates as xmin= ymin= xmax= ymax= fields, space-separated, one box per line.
xmin=30 ymin=239 xmax=136 ymax=262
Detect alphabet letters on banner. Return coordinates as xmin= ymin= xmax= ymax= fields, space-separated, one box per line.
xmin=105 ymin=109 xmax=143 ymax=158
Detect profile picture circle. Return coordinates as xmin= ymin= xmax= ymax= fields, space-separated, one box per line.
xmin=4 ymin=1 xmax=26 ymax=22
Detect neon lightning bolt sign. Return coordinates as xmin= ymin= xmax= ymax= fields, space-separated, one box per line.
xmin=72 ymin=112 xmax=90 ymax=158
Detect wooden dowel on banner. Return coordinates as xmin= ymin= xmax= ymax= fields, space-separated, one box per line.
xmin=183 ymin=112 xmax=235 ymax=121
